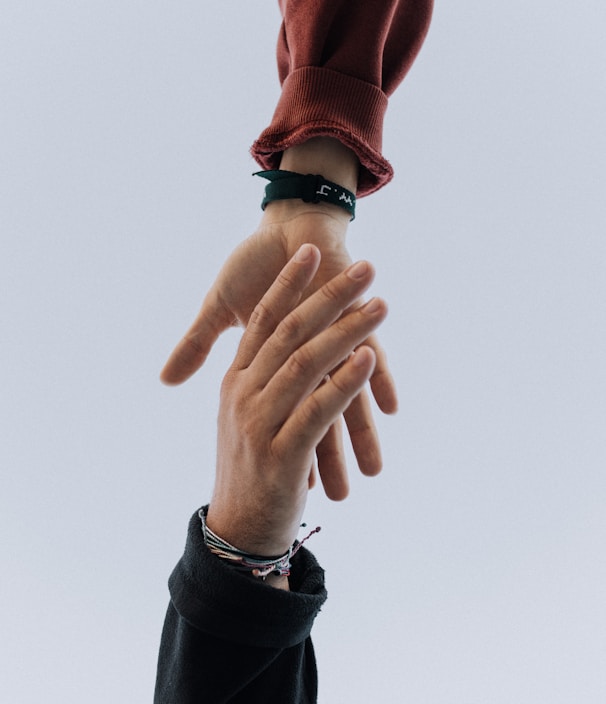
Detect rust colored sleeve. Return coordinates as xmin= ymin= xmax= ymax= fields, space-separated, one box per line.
xmin=251 ymin=0 xmax=433 ymax=196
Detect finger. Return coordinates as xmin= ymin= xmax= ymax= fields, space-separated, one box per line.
xmin=231 ymin=244 xmax=320 ymax=371
xmin=160 ymin=287 xmax=235 ymax=385
xmin=263 ymin=297 xmax=387 ymax=427
xmin=343 ymin=389 xmax=382 ymax=476
xmin=277 ymin=346 xmax=377 ymax=463
xmin=366 ymin=333 xmax=398 ymax=414
xmin=308 ymin=459 xmax=317 ymax=490
xmin=315 ymin=417 xmax=349 ymax=501
xmin=322 ymin=293 xmax=398 ymax=415
xmin=249 ymin=260 xmax=375 ymax=387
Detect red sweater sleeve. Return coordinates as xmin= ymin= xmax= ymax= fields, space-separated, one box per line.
xmin=250 ymin=0 xmax=433 ymax=196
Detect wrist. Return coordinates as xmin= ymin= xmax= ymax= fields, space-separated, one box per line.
xmin=205 ymin=503 xmax=298 ymax=558
xmin=202 ymin=506 xmax=295 ymax=591
xmin=260 ymin=137 xmax=359 ymax=226
xmin=262 ymin=198 xmax=352 ymax=229
xmin=279 ymin=137 xmax=359 ymax=193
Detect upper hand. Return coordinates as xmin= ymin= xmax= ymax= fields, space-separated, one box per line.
xmin=160 ymin=205 xmax=397 ymax=484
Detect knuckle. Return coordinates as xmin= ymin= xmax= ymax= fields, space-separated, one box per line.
xmin=249 ymin=299 xmax=274 ymax=331
xmin=275 ymin=267 xmax=300 ymax=292
xmin=319 ymin=277 xmax=342 ymax=304
xmin=332 ymin=315 xmax=354 ymax=338
xmin=181 ymin=334 xmax=205 ymax=358
xmin=344 ymin=405 xmax=374 ymax=438
xmin=333 ymin=309 xmax=375 ymax=346
xmin=348 ymin=421 xmax=373 ymax=444
xmin=274 ymin=310 xmax=303 ymax=344
xmin=330 ymin=373 xmax=353 ymax=399
xmin=240 ymin=416 xmax=259 ymax=441
xmin=287 ymin=346 xmax=314 ymax=377
xmin=301 ymin=394 xmax=324 ymax=427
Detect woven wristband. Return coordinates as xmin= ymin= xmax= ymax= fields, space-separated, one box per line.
xmin=198 ymin=506 xmax=321 ymax=580
xmin=254 ymin=170 xmax=356 ymax=220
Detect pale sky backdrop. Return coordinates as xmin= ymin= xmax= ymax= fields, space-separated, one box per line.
xmin=2 ymin=2 xmax=605 ymax=702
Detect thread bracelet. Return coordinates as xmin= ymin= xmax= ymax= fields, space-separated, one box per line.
xmin=199 ymin=506 xmax=321 ymax=579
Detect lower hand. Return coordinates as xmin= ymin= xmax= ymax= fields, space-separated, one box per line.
xmin=206 ymin=244 xmax=387 ymax=557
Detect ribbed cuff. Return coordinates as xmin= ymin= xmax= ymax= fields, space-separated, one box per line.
xmin=251 ymin=66 xmax=393 ymax=197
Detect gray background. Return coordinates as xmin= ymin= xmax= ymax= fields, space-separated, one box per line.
xmin=2 ymin=2 xmax=605 ymax=702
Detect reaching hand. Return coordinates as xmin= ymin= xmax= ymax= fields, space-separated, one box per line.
xmin=161 ymin=205 xmax=397 ymax=482
xmin=206 ymin=244 xmax=387 ymax=558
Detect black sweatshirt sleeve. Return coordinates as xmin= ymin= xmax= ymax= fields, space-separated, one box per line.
xmin=154 ymin=510 xmax=328 ymax=704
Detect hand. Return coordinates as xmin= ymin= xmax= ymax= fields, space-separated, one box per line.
xmin=161 ymin=206 xmax=397 ymax=478
xmin=206 ymin=244 xmax=387 ymax=559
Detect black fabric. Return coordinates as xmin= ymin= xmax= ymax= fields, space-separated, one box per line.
xmin=154 ymin=509 xmax=327 ymax=703
xmin=255 ymin=170 xmax=356 ymax=220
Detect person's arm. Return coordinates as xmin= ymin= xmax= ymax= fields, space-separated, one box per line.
xmin=154 ymin=515 xmax=326 ymax=703
xmin=253 ymin=0 xmax=434 ymax=196
xmin=160 ymin=0 xmax=432 ymax=489
xmin=155 ymin=246 xmax=387 ymax=702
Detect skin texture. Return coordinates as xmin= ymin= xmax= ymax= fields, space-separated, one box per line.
xmin=204 ymin=246 xmax=387 ymax=588
xmin=161 ymin=138 xmax=397 ymax=485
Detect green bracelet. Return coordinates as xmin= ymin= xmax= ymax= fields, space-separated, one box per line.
xmin=254 ymin=170 xmax=356 ymax=220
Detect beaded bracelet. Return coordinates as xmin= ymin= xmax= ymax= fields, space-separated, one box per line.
xmin=254 ymin=170 xmax=356 ymax=220
xmin=199 ymin=506 xmax=321 ymax=579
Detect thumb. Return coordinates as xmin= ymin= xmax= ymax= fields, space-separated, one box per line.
xmin=160 ymin=288 xmax=235 ymax=385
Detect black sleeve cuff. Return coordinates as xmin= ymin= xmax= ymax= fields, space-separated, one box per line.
xmin=167 ymin=509 xmax=328 ymax=649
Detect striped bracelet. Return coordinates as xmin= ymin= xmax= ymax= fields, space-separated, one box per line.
xmin=199 ymin=506 xmax=320 ymax=579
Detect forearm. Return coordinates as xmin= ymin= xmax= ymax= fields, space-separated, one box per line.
xmin=252 ymin=0 xmax=434 ymax=195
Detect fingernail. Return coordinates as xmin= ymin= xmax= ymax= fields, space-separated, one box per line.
xmin=347 ymin=261 xmax=369 ymax=279
xmin=352 ymin=348 xmax=370 ymax=367
xmin=294 ymin=244 xmax=314 ymax=262
xmin=363 ymin=297 xmax=382 ymax=315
